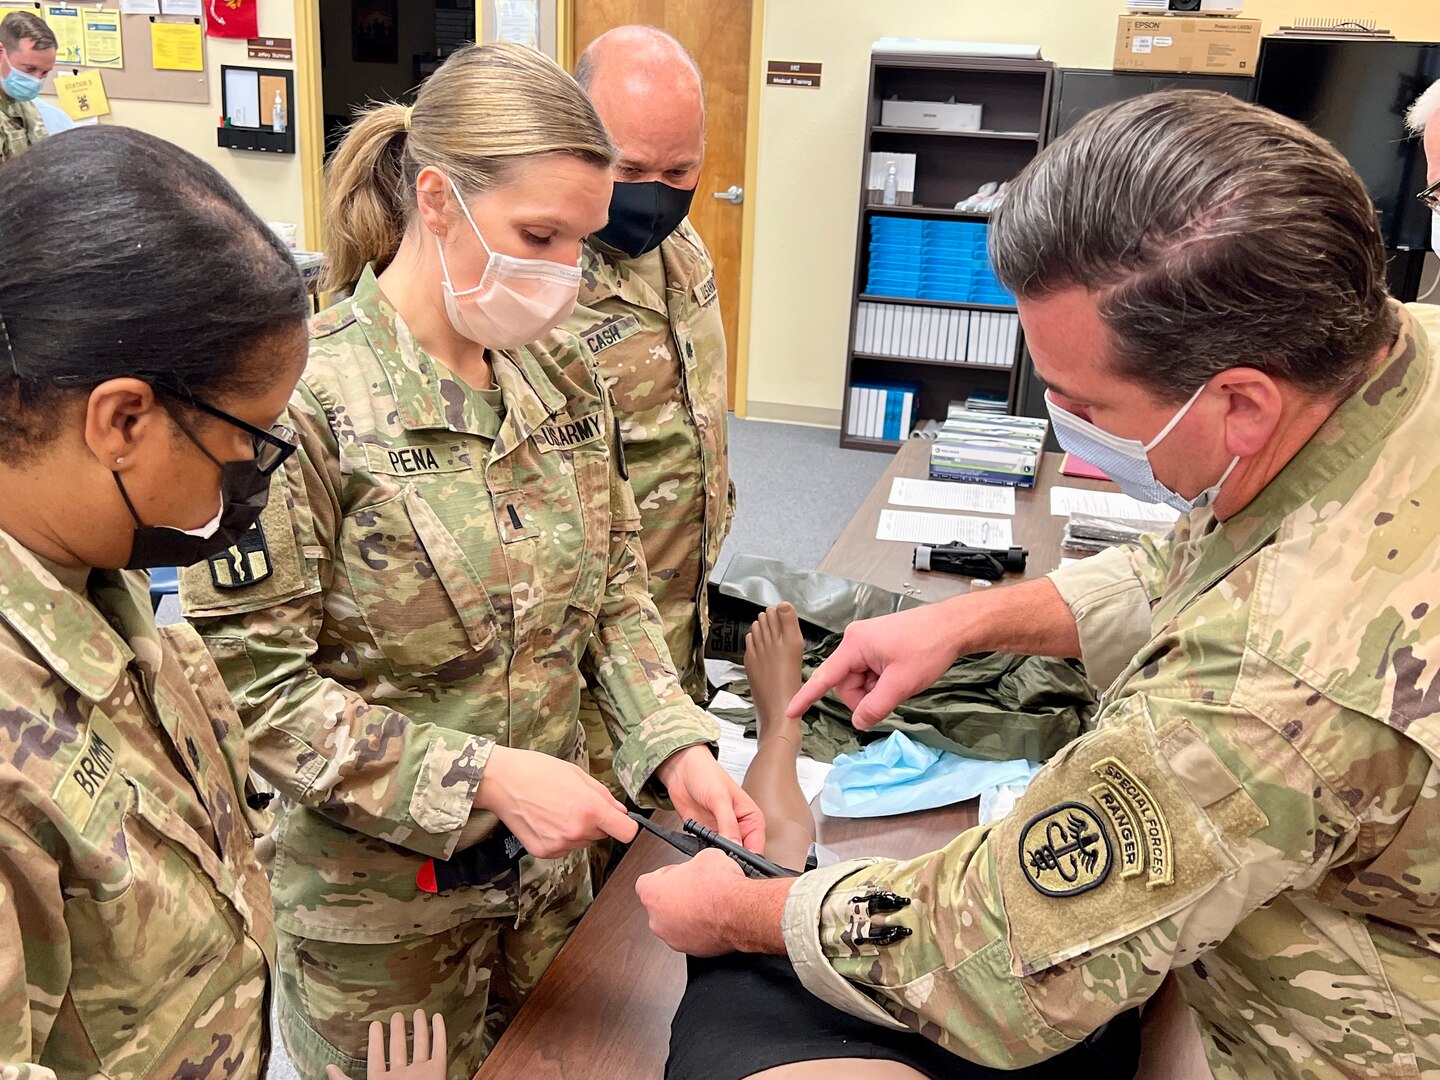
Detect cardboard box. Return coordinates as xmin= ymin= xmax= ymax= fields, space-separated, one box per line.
xmin=1113 ymin=15 xmax=1261 ymax=75
xmin=880 ymin=98 xmax=983 ymax=131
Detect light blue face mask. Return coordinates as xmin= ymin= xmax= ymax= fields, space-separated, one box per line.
xmin=1 ymin=64 xmax=43 ymax=102
xmin=1045 ymin=383 xmax=1238 ymax=514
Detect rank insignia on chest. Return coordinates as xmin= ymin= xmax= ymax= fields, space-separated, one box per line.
xmin=1018 ymin=801 xmax=1113 ymax=897
xmin=207 ymin=521 xmax=273 ymax=590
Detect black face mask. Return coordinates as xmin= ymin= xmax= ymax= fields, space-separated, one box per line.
xmin=117 ymin=458 xmax=272 ymax=571
xmin=115 ymin=398 xmax=286 ymax=571
xmin=593 ymin=180 xmax=696 ymax=258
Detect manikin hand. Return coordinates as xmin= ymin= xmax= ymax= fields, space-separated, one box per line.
xmin=326 ymin=1010 xmax=446 ymax=1080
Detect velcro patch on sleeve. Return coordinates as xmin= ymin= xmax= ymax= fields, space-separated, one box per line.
xmin=693 ymin=273 xmax=718 ymax=308
xmin=995 ymin=697 xmax=1234 ymax=977
xmin=180 ymin=466 xmax=312 ymax=615
xmin=207 ymin=521 xmax=273 ymax=591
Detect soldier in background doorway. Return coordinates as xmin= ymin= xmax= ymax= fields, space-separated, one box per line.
xmin=569 ymin=26 xmax=733 ymax=815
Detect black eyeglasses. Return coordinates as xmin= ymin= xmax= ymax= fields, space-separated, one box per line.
xmin=159 ymin=384 xmax=298 ymax=476
xmin=1419 ymin=177 xmax=1440 ymax=213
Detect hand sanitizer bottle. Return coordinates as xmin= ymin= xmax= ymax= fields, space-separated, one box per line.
xmin=882 ymin=162 xmax=898 ymax=206
xmin=273 ymin=91 xmax=286 ymax=134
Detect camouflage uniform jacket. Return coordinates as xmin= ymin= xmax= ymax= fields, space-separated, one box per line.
xmin=0 ymin=531 xmax=274 ymax=1079
xmin=0 ymin=87 xmax=44 ymax=166
xmin=181 ymin=267 xmax=717 ymax=943
xmin=782 ymin=303 xmax=1440 ymax=1078
xmin=569 ymin=220 xmax=732 ymax=698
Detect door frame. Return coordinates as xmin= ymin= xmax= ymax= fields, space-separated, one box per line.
xmin=293 ymin=0 xmax=323 ymax=253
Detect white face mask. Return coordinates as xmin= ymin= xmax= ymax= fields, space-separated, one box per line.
xmin=1045 ymin=383 xmax=1239 ymax=514
xmin=434 ymin=176 xmax=582 ymax=350
xmin=178 ymin=500 xmax=224 ymax=539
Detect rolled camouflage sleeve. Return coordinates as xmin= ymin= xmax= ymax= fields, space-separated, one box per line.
xmin=781 ymin=686 xmax=1370 ymax=1069
xmin=0 ymin=817 xmax=68 ymax=1078
xmin=582 ymin=388 xmax=717 ymax=802
xmin=1046 ymin=526 xmax=1180 ymax=689
xmin=184 ymin=385 xmax=489 ymax=860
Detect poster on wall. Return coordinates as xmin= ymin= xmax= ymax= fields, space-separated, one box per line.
xmin=204 ymin=0 xmax=256 ymax=39
xmin=493 ymin=0 xmax=537 ymax=49
xmin=81 ymin=8 xmax=122 ymax=68
xmin=352 ymin=0 xmax=397 ymax=64
xmin=44 ymin=6 xmax=84 ymax=65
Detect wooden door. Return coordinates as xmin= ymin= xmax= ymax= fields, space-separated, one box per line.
xmin=573 ymin=0 xmax=752 ymax=410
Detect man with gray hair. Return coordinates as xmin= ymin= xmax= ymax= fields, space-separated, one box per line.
xmin=0 ymin=11 xmax=56 ymax=167
xmin=567 ymin=26 xmax=732 ymax=816
xmin=636 ymin=90 xmax=1440 ymax=1079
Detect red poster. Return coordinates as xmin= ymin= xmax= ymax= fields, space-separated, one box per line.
xmin=206 ymin=0 xmax=259 ymax=39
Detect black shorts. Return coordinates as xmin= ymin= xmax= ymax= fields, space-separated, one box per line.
xmin=666 ymin=953 xmax=1140 ymax=1080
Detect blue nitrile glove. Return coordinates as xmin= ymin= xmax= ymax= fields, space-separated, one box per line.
xmin=820 ymin=730 xmax=1036 ymax=818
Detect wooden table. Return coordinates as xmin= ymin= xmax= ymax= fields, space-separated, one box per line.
xmin=816 ymin=442 xmax=1107 ymax=601
xmin=477 ymin=806 xmax=971 ymax=1079
xmin=479 ymin=447 xmax=1209 ymax=1079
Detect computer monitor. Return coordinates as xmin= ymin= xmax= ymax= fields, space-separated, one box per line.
xmin=1255 ymin=38 xmax=1439 ymax=253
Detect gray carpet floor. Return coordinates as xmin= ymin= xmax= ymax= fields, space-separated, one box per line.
xmin=240 ymin=417 xmax=889 ymax=1078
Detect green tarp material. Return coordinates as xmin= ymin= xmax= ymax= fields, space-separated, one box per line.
xmin=715 ymin=635 xmax=1096 ymax=765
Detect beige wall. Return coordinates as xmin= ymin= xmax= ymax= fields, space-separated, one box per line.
xmin=745 ymin=0 xmax=1440 ymax=425
xmin=42 ymin=0 xmax=308 ymax=244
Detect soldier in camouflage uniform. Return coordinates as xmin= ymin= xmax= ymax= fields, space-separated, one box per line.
xmin=0 ymin=128 xmax=310 ymax=1077
xmin=180 ymin=43 xmax=761 ymax=1079
xmin=0 ymin=13 xmax=53 ymax=168
xmin=568 ymin=28 xmax=733 ymax=807
xmin=637 ymin=93 xmax=1440 ymax=1079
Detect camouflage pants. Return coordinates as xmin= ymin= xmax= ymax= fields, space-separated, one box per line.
xmin=274 ymin=854 xmax=591 ymax=1079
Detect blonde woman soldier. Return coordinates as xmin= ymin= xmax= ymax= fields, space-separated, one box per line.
xmin=180 ymin=42 xmax=763 ymax=1078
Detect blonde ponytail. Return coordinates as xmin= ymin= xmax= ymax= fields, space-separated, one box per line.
xmin=322 ymin=102 xmax=410 ymax=292
xmin=322 ymin=42 xmax=615 ymax=293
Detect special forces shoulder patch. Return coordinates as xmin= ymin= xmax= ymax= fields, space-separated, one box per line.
xmin=1018 ymin=801 xmax=1113 ymax=897
xmin=207 ymin=520 xmax=273 ymax=590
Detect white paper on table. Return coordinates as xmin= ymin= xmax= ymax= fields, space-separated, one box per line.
xmin=1058 ymin=557 xmax=1080 ymax=569
xmin=1048 ymin=486 xmax=1180 ymax=524
xmin=888 ymin=476 xmax=1016 ymax=515
xmin=876 ymin=509 xmax=1014 ymax=547
xmin=120 ymin=0 xmax=161 ymax=13
xmin=159 ymin=0 xmax=203 ymax=15
xmin=713 ymin=716 xmax=832 ymax=803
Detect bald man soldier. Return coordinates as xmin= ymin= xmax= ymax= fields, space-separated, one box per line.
xmin=569 ymin=27 xmax=733 ymax=830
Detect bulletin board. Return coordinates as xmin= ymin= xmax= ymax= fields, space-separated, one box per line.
xmin=5 ymin=3 xmax=212 ymax=105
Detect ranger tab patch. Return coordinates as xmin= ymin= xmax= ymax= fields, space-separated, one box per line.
xmin=207 ymin=520 xmax=273 ymax=590
xmin=1018 ymin=801 xmax=1113 ymax=897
